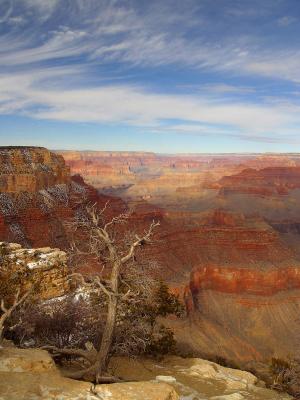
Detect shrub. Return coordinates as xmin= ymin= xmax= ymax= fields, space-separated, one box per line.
xmin=270 ymin=357 xmax=300 ymax=398
xmin=146 ymin=325 xmax=176 ymax=357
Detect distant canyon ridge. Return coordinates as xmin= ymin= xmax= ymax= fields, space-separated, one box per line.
xmin=57 ymin=150 xmax=300 ymax=364
xmin=1 ymin=147 xmax=300 ymax=367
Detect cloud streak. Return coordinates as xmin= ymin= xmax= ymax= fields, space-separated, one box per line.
xmin=0 ymin=68 xmax=299 ymax=142
xmin=1 ymin=0 xmax=300 ymax=147
xmin=0 ymin=0 xmax=298 ymax=81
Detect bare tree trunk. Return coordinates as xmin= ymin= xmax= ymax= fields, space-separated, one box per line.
xmin=93 ymin=260 xmax=120 ymax=382
xmin=94 ymin=296 xmax=118 ymax=380
xmin=0 ymin=289 xmax=30 ymax=345
xmin=63 ymin=206 xmax=160 ymax=382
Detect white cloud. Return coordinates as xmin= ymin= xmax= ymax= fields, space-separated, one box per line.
xmin=1 ymin=0 xmax=300 ymax=146
xmin=22 ymin=0 xmax=58 ymax=17
xmin=277 ymin=16 xmax=296 ymax=27
xmin=7 ymin=15 xmax=25 ymax=24
xmin=0 ymin=68 xmax=299 ymax=144
xmin=2 ymin=0 xmax=300 ymax=85
xmin=0 ymin=0 xmax=13 ymax=23
xmin=246 ymin=51 xmax=300 ymax=83
xmin=0 ymin=27 xmax=90 ymax=66
xmin=198 ymin=84 xmax=256 ymax=95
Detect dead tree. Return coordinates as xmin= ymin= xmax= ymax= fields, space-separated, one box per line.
xmin=64 ymin=203 xmax=160 ymax=382
xmin=0 ymin=288 xmax=31 ymax=345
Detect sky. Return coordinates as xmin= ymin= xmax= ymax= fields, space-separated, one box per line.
xmin=0 ymin=0 xmax=300 ymax=153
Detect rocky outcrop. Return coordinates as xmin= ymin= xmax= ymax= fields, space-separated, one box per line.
xmin=217 ymin=167 xmax=300 ymax=196
xmin=141 ymin=208 xmax=296 ymax=287
xmin=0 ymin=346 xmax=179 ymax=400
xmin=111 ymin=356 xmax=291 ymax=400
xmin=0 ymin=241 xmax=68 ymax=299
xmin=188 ymin=264 xmax=300 ymax=297
xmin=172 ymin=261 xmax=300 ymax=363
xmin=0 ymin=148 xmax=126 ymax=249
xmin=0 ymin=346 xmax=57 ymax=373
xmin=0 ymin=147 xmax=70 ymax=193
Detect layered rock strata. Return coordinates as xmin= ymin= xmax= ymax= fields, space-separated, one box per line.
xmin=0 ymin=147 xmax=125 ymax=249
xmin=3 ymin=147 xmax=300 ymax=367
xmin=217 ymin=167 xmax=300 ymax=196
xmin=0 ymin=147 xmax=70 ymax=193
xmin=0 ymin=241 xmax=68 ymax=299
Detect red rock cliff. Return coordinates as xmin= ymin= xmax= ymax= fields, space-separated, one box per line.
xmin=0 ymin=147 xmax=70 ymax=193
xmin=189 ymin=264 xmax=300 ymax=299
xmin=174 ymin=262 xmax=300 ymax=364
xmin=218 ymin=167 xmax=300 ymax=196
xmin=0 ymin=147 xmax=126 ymax=249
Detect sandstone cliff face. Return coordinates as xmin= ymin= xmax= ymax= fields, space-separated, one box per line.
xmin=140 ymin=208 xmax=296 ymax=288
xmin=0 ymin=147 xmax=70 ymax=193
xmin=188 ymin=265 xmax=300 ymax=298
xmin=0 ymin=147 xmax=126 ymax=249
xmin=218 ymin=167 xmax=300 ymax=196
xmin=0 ymin=241 xmax=68 ymax=299
xmin=179 ymin=286 xmax=300 ymax=365
xmin=59 ymin=151 xmax=300 ymax=365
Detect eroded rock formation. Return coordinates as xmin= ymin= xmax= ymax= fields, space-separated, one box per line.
xmin=0 ymin=147 xmax=125 ymax=249
xmin=0 ymin=147 xmax=70 ymax=193
xmin=217 ymin=167 xmax=300 ymax=196
xmin=0 ymin=241 xmax=68 ymax=299
xmin=110 ymin=355 xmax=291 ymax=399
xmin=57 ymin=150 xmax=300 ymax=364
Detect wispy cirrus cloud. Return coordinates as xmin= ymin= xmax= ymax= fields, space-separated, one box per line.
xmin=0 ymin=0 xmax=299 ymax=81
xmin=277 ymin=16 xmax=297 ymax=27
xmin=1 ymin=0 xmax=300 ymax=149
xmin=0 ymin=68 xmax=299 ymax=142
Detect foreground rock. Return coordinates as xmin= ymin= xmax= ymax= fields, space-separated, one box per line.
xmin=110 ymin=356 xmax=292 ymax=399
xmin=0 ymin=346 xmax=179 ymax=400
xmin=0 ymin=241 xmax=68 ymax=299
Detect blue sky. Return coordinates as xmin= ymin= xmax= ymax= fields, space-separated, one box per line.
xmin=0 ymin=0 xmax=300 ymax=153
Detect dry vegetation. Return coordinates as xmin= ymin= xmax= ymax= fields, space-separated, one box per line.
xmin=0 ymin=202 xmax=184 ymax=384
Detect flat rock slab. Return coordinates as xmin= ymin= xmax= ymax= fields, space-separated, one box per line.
xmin=0 ymin=348 xmax=178 ymax=400
xmin=0 ymin=372 xmax=178 ymax=400
xmin=0 ymin=347 xmax=57 ymax=373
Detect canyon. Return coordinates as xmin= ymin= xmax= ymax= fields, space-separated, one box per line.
xmin=58 ymin=150 xmax=300 ymax=365
xmin=1 ymin=147 xmax=300 ymax=368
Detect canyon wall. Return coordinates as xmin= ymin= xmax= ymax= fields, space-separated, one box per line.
xmin=58 ymin=150 xmax=300 ymax=364
xmin=2 ymin=147 xmax=300 ymax=364
xmin=0 ymin=147 xmax=125 ymax=250
xmin=0 ymin=147 xmax=70 ymax=193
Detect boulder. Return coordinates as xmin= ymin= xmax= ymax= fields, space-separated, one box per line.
xmin=184 ymin=358 xmax=257 ymax=390
xmin=210 ymin=394 xmax=245 ymax=400
xmin=0 ymin=347 xmax=179 ymax=400
xmin=0 ymin=347 xmax=57 ymax=373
